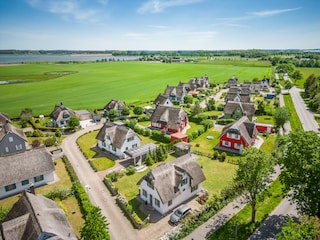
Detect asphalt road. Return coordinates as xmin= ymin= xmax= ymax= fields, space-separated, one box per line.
xmin=289 ymin=86 xmax=319 ymax=131
xmin=62 ymin=123 xmax=141 ymax=240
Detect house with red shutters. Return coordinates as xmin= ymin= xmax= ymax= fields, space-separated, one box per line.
xmin=217 ymin=116 xmax=258 ymax=154
xmin=150 ymin=106 xmax=188 ymax=134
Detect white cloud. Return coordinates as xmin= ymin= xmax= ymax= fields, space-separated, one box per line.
xmin=137 ymin=0 xmax=204 ymax=14
xmin=25 ymin=0 xmax=104 ymax=23
xmin=249 ymin=7 xmax=301 ymax=17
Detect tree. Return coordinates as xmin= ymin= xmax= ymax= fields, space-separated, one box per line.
xmin=80 ymin=206 xmax=110 ymax=240
xmin=133 ymin=106 xmax=144 ymax=115
xmin=291 ymin=70 xmax=303 ymax=85
xmin=183 ymin=95 xmax=193 ymax=104
xmin=234 ymin=147 xmax=274 ymax=223
xmin=206 ymin=98 xmax=216 ymax=111
xmin=121 ymin=107 xmax=130 ymax=116
xmin=145 ymin=150 xmax=154 ymax=166
xmin=192 ymin=101 xmax=202 ymax=116
xmin=107 ymin=109 xmax=118 ymax=121
xmin=277 ymin=216 xmax=320 ymax=240
xmin=256 ymin=100 xmax=266 ymax=115
xmin=273 ymin=106 xmax=291 ymax=131
xmin=279 ymin=130 xmax=320 ymax=217
xmin=68 ymin=116 xmax=80 ymax=129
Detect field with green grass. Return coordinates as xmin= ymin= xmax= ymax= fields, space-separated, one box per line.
xmin=0 ymin=61 xmax=271 ymax=117
xmin=296 ymin=67 xmax=320 ymax=88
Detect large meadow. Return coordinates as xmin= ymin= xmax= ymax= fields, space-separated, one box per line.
xmin=0 ymin=60 xmax=271 ymax=117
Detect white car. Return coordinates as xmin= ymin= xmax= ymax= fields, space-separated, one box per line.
xmin=170 ymin=204 xmax=191 ymax=224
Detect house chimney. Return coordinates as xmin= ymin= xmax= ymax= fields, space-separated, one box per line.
xmin=27 ymin=183 xmax=35 ymax=194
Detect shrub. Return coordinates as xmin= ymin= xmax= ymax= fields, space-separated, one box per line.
xmin=33 ymin=129 xmax=44 ymax=137
xmin=32 ymin=139 xmax=41 ymax=148
xmin=137 ymin=116 xmax=149 ymax=122
xmin=44 ymin=137 xmax=55 ymax=147
xmin=133 ymin=106 xmax=144 ymax=115
xmin=220 ymin=152 xmax=227 ymax=162
xmin=217 ymin=104 xmax=224 ymax=111
xmin=126 ymin=166 xmax=136 ymax=175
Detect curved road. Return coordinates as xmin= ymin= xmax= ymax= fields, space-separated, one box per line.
xmin=62 ymin=123 xmax=141 ymax=240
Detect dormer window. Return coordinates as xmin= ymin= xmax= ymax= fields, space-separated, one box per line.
xmin=180 ymin=178 xmax=188 ymax=186
xmin=63 ymin=114 xmax=70 ymax=119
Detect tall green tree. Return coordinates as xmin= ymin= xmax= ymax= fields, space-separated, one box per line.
xmin=192 ymin=101 xmax=202 ymax=116
xmin=234 ymin=147 xmax=274 ymax=223
xmin=279 ymin=130 xmax=320 ymax=217
xmin=121 ymin=107 xmax=130 ymax=116
xmin=273 ymin=106 xmax=291 ymax=131
xmin=291 ymin=70 xmax=303 ymax=85
xmin=80 ymin=206 xmax=110 ymax=240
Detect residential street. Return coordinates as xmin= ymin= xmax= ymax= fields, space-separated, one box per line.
xmin=61 ymin=122 xmax=141 ymax=240
xmin=289 ymin=86 xmax=319 ymax=131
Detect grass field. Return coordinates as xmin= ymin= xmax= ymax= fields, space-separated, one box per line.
xmin=283 ymin=94 xmax=303 ymax=131
xmin=0 ymin=61 xmax=271 ymax=117
xmin=296 ymin=67 xmax=320 ymax=88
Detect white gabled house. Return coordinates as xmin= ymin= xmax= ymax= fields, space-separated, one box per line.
xmin=137 ymin=154 xmax=206 ymax=215
xmin=96 ymin=121 xmax=141 ymax=159
xmin=0 ymin=147 xmax=55 ymax=199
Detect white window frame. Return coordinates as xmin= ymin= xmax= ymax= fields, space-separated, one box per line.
xmin=222 ymin=140 xmax=231 ymax=147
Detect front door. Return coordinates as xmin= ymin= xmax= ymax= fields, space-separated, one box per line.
xmin=149 ymin=194 xmax=153 ymax=206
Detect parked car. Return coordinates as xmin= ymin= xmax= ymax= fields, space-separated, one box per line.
xmin=170 ymin=204 xmax=191 ymax=224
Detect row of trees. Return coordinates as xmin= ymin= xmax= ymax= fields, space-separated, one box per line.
xmin=304 ymin=74 xmax=320 ymax=113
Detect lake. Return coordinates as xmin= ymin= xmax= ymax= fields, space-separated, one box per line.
xmin=0 ymin=55 xmax=139 ymax=63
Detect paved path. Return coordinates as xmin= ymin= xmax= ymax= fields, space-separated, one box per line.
xmin=61 ymin=123 xmax=141 ymax=240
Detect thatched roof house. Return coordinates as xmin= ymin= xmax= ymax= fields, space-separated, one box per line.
xmin=0 ymin=191 xmax=77 ymax=239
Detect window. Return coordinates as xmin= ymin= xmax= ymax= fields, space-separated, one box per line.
xmin=9 ymin=137 xmax=13 ymax=142
xmin=227 ymin=133 xmax=240 ymax=140
xmin=155 ymin=198 xmax=160 ymax=207
xmin=127 ymin=136 xmax=134 ymax=142
xmin=5 ymin=147 xmax=9 ymax=152
xmin=5 ymin=184 xmax=16 ymax=192
xmin=191 ymin=185 xmax=199 ymax=192
xmin=147 ymin=182 xmax=154 ymax=190
xmin=222 ymin=140 xmax=231 ymax=147
xmin=21 ymin=179 xmax=29 ymax=186
xmin=106 ymin=135 xmax=110 ymax=140
xmin=34 ymin=175 xmax=44 ymax=182
xmin=180 ymin=178 xmax=188 ymax=186
xmin=112 ymin=146 xmax=116 ymax=152
xmin=152 ymin=122 xmax=161 ymax=128
xmin=142 ymin=189 xmax=147 ymax=198
xmin=15 ymin=144 xmax=22 ymax=150
xmin=168 ymin=200 xmax=172 ymax=206
xmin=132 ymin=144 xmax=138 ymax=148
xmin=234 ymin=143 xmax=243 ymax=149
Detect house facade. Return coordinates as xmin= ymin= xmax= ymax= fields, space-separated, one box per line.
xmin=138 ymin=154 xmax=206 ymax=215
xmin=225 ymin=93 xmax=251 ymax=103
xmin=50 ymin=102 xmax=76 ymax=128
xmin=0 ymin=148 xmax=55 ymax=199
xmin=218 ymin=116 xmax=258 ymax=154
xmin=0 ymin=120 xmax=28 ymax=156
xmin=96 ymin=121 xmax=141 ymax=158
xmin=153 ymin=94 xmax=174 ymax=108
xmin=150 ymin=106 xmax=188 ymax=134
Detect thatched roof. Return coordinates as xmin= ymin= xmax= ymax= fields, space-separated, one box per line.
xmin=0 ymin=121 xmax=27 ymax=143
xmin=223 ymin=101 xmax=256 ymax=117
xmin=50 ymin=103 xmax=75 ymax=122
xmin=0 ymin=147 xmax=54 ymax=187
xmin=138 ymin=154 xmax=206 ymax=204
xmin=96 ymin=122 xmax=140 ymax=149
xmin=189 ymin=75 xmax=209 ymax=88
xmin=225 ymin=93 xmax=251 ymax=103
xmin=104 ymin=99 xmax=125 ymax=111
xmin=221 ymin=116 xmax=258 ymax=145
xmin=0 ymin=112 xmax=11 ymax=125
xmin=1 ymin=191 xmax=77 ymax=239
xmin=228 ymin=86 xmax=251 ymax=94
xmin=163 ymin=86 xmax=185 ymax=98
xmin=150 ymin=106 xmax=187 ymax=131
xmin=153 ymin=94 xmax=170 ymax=105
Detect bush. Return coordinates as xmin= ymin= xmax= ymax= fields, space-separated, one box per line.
xmin=217 ymin=104 xmax=225 ymax=111
xmin=137 ymin=116 xmax=149 ymax=122
xmin=133 ymin=106 xmax=144 ymax=115
xmin=33 ymin=129 xmax=44 ymax=137
xmin=126 ymin=166 xmax=136 ymax=175
xmin=216 ymin=119 xmax=235 ymax=125
xmin=44 ymin=137 xmax=55 ymax=147
xmin=220 ymin=152 xmax=227 ymax=162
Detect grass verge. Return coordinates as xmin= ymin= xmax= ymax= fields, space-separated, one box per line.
xmin=283 ymin=94 xmax=303 ymax=131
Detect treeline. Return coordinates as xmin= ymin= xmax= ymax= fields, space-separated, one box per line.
xmin=2 ymin=49 xmax=319 ymax=58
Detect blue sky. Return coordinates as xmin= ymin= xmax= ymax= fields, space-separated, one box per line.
xmin=0 ymin=0 xmax=319 ymax=50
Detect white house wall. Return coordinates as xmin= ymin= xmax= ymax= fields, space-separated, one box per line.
xmin=0 ymin=171 xmax=55 ymax=199
xmin=139 ymin=173 xmax=202 ymax=215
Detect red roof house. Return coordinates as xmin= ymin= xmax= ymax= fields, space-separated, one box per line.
xmin=170 ymin=132 xmax=188 ymax=142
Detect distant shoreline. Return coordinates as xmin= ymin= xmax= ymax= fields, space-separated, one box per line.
xmin=70 ymin=53 xmax=113 ymax=57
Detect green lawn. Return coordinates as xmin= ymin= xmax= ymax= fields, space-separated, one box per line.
xmin=197 ymin=156 xmax=238 ymax=196
xmin=0 ymin=61 xmax=271 ymax=117
xmin=255 ymin=115 xmax=274 ymax=125
xmin=190 ymin=127 xmax=221 ymax=155
xmin=259 ymin=134 xmax=277 ymax=153
xmin=76 ymin=131 xmax=99 ymax=158
xmin=283 ymin=94 xmax=303 ymax=131
xmin=187 ymin=122 xmax=205 ymax=135
xmin=296 ymin=67 xmax=320 ymax=88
